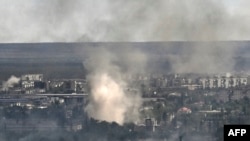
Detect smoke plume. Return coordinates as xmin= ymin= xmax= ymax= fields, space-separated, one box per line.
xmin=2 ymin=75 xmax=20 ymax=91
xmin=84 ymin=47 xmax=144 ymax=125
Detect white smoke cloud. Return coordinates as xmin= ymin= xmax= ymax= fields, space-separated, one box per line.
xmin=86 ymin=73 xmax=131 ymax=124
xmin=84 ymin=47 xmax=143 ymax=125
xmin=0 ymin=0 xmax=249 ymax=42
xmin=2 ymin=75 xmax=20 ymax=91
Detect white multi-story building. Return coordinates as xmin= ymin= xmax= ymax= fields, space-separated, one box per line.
xmin=200 ymin=74 xmax=248 ymax=89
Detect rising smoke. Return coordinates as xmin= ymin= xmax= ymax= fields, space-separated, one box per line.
xmin=1 ymin=0 xmax=248 ymax=74
xmin=84 ymin=47 xmax=144 ymax=125
xmin=2 ymin=75 xmax=20 ymax=91
xmin=1 ymin=0 xmax=248 ymax=73
xmin=74 ymin=0 xmax=250 ymax=124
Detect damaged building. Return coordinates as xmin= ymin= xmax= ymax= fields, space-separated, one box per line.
xmin=21 ymin=74 xmax=45 ymax=94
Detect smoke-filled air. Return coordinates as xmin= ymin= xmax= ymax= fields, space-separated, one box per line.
xmin=0 ymin=0 xmax=250 ymax=42
xmin=84 ymin=47 xmax=145 ymax=125
xmin=1 ymin=0 xmax=249 ymax=74
xmin=0 ymin=0 xmax=250 ymax=140
xmin=2 ymin=75 xmax=20 ymax=91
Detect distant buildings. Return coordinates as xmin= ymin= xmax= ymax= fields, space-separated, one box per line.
xmin=1 ymin=72 xmax=249 ymax=95
xmin=47 ymin=79 xmax=87 ymax=94
xmin=21 ymin=74 xmax=45 ymax=94
xmin=199 ymin=75 xmax=248 ymax=89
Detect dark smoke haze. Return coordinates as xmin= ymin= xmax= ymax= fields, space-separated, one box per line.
xmin=1 ymin=0 xmax=249 ymax=74
xmin=0 ymin=0 xmax=250 ymax=42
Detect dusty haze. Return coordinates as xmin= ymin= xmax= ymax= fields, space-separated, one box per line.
xmin=84 ymin=47 xmax=144 ymax=125
xmin=0 ymin=0 xmax=250 ymax=42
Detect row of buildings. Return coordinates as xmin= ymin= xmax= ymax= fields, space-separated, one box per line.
xmin=143 ymin=73 xmax=249 ymax=90
xmin=1 ymin=74 xmax=87 ymax=94
xmin=1 ymin=73 xmax=249 ymax=94
xmin=199 ymin=76 xmax=248 ymax=89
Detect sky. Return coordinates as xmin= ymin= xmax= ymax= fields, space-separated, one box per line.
xmin=0 ymin=0 xmax=249 ymax=42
